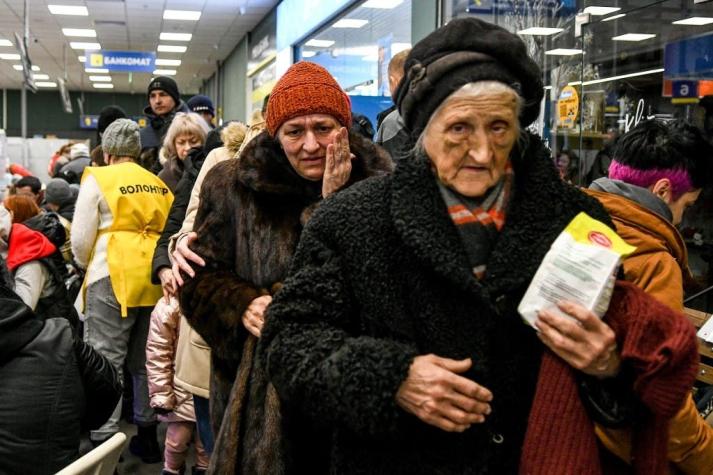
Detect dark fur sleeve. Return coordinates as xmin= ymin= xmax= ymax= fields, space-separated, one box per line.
xmin=260 ymin=206 xmax=417 ymax=437
xmin=178 ymin=160 xmax=260 ymax=360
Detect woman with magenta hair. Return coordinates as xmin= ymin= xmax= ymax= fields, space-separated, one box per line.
xmin=588 ymin=119 xmax=713 ymax=473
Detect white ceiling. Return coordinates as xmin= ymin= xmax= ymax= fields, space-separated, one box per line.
xmin=0 ymin=0 xmax=279 ymax=94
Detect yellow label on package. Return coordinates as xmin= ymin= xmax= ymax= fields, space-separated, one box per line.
xmin=518 ymin=212 xmax=635 ymax=327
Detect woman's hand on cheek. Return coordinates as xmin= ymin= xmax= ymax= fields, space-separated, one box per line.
xmin=322 ymin=127 xmax=354 ymax=198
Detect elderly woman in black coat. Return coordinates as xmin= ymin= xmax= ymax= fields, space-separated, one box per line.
xmin=261 ymin=18 xmax=698 ymax=474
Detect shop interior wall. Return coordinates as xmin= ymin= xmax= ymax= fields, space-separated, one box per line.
xmin=218 ymin=37 xmax=249 ymax=123
xmin=0 ymin=89 xmax=190 ymax=146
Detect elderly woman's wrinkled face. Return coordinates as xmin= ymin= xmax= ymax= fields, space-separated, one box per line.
xmin=423 ymin=93 xmax=519 ymax=198
xmin=277 ymin=114 xmax=341 ymax=181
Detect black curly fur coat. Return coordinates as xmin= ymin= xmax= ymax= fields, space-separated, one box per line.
xmin=178 ymin=130 xmax=393 ymax=474
xmin=259 ymin=132 xmax=614 ymax=474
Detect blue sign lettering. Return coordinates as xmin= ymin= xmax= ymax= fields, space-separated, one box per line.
xmin=85 ymin=50 xmax=156 ymax=73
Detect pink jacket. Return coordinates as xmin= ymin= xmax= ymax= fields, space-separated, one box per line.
xmin=146 ymin=297 xmax=195 ymax=423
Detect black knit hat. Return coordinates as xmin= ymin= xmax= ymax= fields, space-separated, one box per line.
xmin=395 ymin=17 xmax=544 ymax=135
xmin=97 ymin=105 xmax=126 ymax=144
xmin=148 ymin=76 xmax=180 ymax=105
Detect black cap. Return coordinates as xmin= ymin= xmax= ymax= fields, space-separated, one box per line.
xmin=148 ymin=76 xmax=180 ymax=106
xmin=395 ymin=17 xmax=544 ymax=135
xmin=187 ymin=95 xmax=215 ymax=116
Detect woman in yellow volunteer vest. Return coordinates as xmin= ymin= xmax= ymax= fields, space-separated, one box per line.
xmin=72 ymin=118 xmax=173 ymax=461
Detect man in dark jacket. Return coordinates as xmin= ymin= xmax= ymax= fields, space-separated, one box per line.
xmin=44 ymin=178 xmax=76 ymax=222
xmin=57 ymin=143 xmax=92 ymax=185
xmin=140 ymin=76 xmax=190 ymax=153
xmin=0 ymin=281 xmax=121 ymax=475
xmin=376 ymin=49 xmax=411 ymax=162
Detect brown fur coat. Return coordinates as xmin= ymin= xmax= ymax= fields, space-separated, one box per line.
xmin=179 ymin=130 xmax=392 ymax=474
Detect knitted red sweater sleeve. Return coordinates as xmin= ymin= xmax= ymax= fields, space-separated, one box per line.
xmin=604 ymin=281 xmax=699 ymax=419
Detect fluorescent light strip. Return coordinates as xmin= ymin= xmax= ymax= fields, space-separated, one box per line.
xmin=70 ymin=42 xmax=101 ymax=50
xmin=32 ymin=65 xmax=40 ymax=71
xmin=155 ymin=58 xmax=181 ymax=66
xmin=36 ymin=81 xmax=58 ymax=87
xmin=157 ymin=45 xmax=187 ymax=53
xmin=62 ymin=28 xmax=96 ymax=37
xmin=0 ymin=39 xmax=12 ymax=47
xmin=672 ymin=17 xmax=713 ymax=26
xmin=301 ymin=51 xmax=316 ymax=58
xmin=583 ymin=6 xmax=621 ymax=15
xmin=93 ymin=83 xmax=114 ymax=89
xmin=333 ymin=19 xmax=369 ymax=28
xmin=568 ymin=68 xmax=664 ymax=86
xmin=612 ymin=33 xmax=656 ymax=42
xmin=85 ymin=68 xmax=109 ymax=73
xmin=153 ymin=69 xmax=176 ymax=76
xmin=78 ymin=56 xmax=86 ymax=62
xmin=12 ymin=65 xmax=23 ymax=71
xmin=33 ymin=74 xmax=50 ymax=80
xmin=48 ymin=5 xmax=88 ymax=16
xmin=0 ymin=53 xmax=21 ymax=60
xmin=160 ymin=32 xmax=193 ymax=41
xmin=518 ymin=27 xmax=563 ymax=35
xmin=89 ymin=75 xmax=112 ymax=82
xmin=163 ymin=10 xmax=201 ymax=21
xmin=362 ymin=0 xmax=403 ymax=8
xmin=602 ymin=13 xmax=626 ymax=22
xmin=545 ymin=48 xmax=583 ymax=56
xmin=305 ymin=39 xmax=334 ymax=48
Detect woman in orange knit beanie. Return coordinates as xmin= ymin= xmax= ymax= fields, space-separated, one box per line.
xmin=173 ymin=61 xmax=392 ymax=472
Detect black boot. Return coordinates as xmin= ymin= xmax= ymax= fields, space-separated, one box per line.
xmin=128 ymin=424 xmax=162 ymax=464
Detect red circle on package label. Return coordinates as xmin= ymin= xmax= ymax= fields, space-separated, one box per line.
xmin=588 ymin=231 xmax=612 ymax=248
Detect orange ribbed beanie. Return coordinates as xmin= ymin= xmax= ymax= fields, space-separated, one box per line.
xmin=266 ymin=61 xmax=352 ymax=136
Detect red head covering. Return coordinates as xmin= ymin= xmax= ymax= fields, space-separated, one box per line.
xmin=6 ymin=223 xmax=57 ymax=271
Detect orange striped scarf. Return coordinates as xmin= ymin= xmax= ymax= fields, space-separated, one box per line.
xmin=438 ymin=162 xmax=513 ymax=279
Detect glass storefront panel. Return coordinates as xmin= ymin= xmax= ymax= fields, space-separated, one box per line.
xmin=248 ymin=9 xmax=277 ymax=118
xmin=295 ymin=0 xmax=413 ymax=130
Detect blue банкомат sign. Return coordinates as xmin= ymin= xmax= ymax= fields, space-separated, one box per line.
xmin=85 ymin=50 xmax=155 ymax=73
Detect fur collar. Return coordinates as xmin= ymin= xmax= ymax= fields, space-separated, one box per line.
xmin=390 ymin=132 xmax=611 ymax=297
xmin=236 ymin=130 xmax=392 ymax=198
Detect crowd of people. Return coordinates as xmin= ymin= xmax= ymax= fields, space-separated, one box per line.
xmin=1 ymin=17 xmax=713 ymax=475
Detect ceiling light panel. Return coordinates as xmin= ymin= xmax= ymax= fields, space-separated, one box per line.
xmin=602 ymin=13 xmax=626 ymax=22
xmin=85 ymin=68 xmax=109 ymax=73
xmin=70 ymin=42 xmax=101 ymax=50
xmin=33 ymin=74 xmax=50 ymax=80
xmin=333 ymin=19 xmax=369 ymax=28
xmin=612 ymin=33 xmax=656 ymax=42
xmin=155 ymin=59 xmax=181 ymax=66
xmin=36 ymin=82 xmax=58 ymax=87
xmin=78 ymin=56 xmax=86 ymax=62
xmin=0 ymin=53 xmax=21 ymax=60
xmin=89 ymin=75 xmax=112 ymax=82
xmin=362 ymin=0 xmax=403 ymax=8
xmin=153 ymin=69 xmax=177 ymax=76
xmin=163 ymin=10 xmax=201 ymax=21
xmin=305 ymin=39 xmax=335 ymax=48
xmin=48 ymin=5 xmax=88 ymax=16
xmin=62 ymin=28 xmax=96 ymax=37
xmin=672 ymin=17 xmax=713 ymax=26
xmin=545 ymin=48 xmax=584 ymax=55
xmin=518 ymin=27 xmax=563 ymax=35
xmin=157 ymin=45 xmax=187 ymax=53
xmin=160 ymin=33 xmax=193 ymax=41
xmin=32 ymin=65 xmax=40 ymax=71
xmin=12 ymin=65 xmax=23 ymax=71
xmin=93 ymin=83 xmax=114 ymax=89
xmin=0 ymin=39 xmax=12 ymax=47
xmin=301 ymin=51 xmax=316 ymax=58
xmin=583 ymin=6 xmax=621 ymax=15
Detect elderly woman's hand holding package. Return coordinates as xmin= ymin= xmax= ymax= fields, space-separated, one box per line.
xmin=260 ymin=17 xmax=698 ymax=475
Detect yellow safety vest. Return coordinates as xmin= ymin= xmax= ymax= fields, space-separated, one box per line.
xmin=82 ymin=162 xmax=173 ymax=316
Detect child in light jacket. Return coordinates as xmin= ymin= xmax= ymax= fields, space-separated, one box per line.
xmin=146 ymin=296 xmax=209 ymax=475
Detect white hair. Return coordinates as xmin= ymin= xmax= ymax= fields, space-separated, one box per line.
xmin=415 ymin=81 xmax=523 ymax=154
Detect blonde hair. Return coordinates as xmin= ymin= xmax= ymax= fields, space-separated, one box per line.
xmin=163 ymin=112 xmax=211 ymax=160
